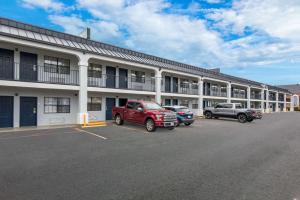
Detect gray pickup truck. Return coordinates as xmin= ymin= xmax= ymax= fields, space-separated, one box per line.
xmin=204 ymin=103 xmax=259 ymax=123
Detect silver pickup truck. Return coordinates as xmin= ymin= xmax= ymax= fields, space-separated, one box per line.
xmin=204 ymin=103 xmax=260 ymax=123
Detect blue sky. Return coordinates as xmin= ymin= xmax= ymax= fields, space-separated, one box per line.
xmin=1 ymin=0 xmax=300 ymax=85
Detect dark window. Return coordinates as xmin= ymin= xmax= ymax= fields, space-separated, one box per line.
xmin=192 ymin=104 xmax=198 ymax=109
xmin=44 ymin=97 xmax=70 ymax=113
xmin=88 ymin=97 xmax=102 ymax=111
xmin=126 ymin=102 xmax=136 ymax=109
xmin=131 ymin=70 xmax=145 ymax=83
xmin=88 ymin=63 xmax=102 ymax=78
xmin=44 ymin=56 xmax=70 ymax=74
xmin=215 ymin=104 xmax=224 ymax=108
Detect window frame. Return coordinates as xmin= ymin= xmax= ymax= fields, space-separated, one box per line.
xmin=88 ymin=63 xmax=102 ymax=78
xmin=44 ymin=97 xmax=70 ymax=113
xmin=87 ymin=97 xmax=102 ymax=111
xmin=131 ymin=70 xmax=146 ymax=83
xmin=44 ymin=56 xmax=70 ymax=74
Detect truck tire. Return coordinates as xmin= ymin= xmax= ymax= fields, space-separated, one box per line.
xmin=168 ymin=127 xmax=175 ymax=130
xmin=184 ymin=123 xmax=192 ymax=126
xmin=115 ymin=114 xmax=124 ymax=125
xmin=247 ymin=118 xmax=253 ymax=122
xmin=146 ymin=119 xmax=156 ymax=132
xmin=204 ymin=111 xmax=212 ymax=119
xmin=238 ymin=114 xmax=247 ymax=123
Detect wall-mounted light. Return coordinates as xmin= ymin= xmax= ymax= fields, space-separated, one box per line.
xmin=15 ymin=93 xmax=18 ymax=96
xmin=15 ymin=48 xmax=18 ymax=52
xmin=74 ymin=94 xmax=78 ymax=96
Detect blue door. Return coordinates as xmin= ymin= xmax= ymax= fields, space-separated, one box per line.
xmin=106 ymin=98 xmax=116 ymax=120
xmin=20 ymin=52 xmax=38 ymax=82
xmin=20 ymin=97 xmax=37 ymax=127
xmin=0 ymin=48 xmax=14 ymax=80
xmin=0 ymin=96 xmax=14 ymax=128
xmin=106 ymin=66 xmax=116 ymax=88
xmin=119 ymin=68 xmax=128 ymax=89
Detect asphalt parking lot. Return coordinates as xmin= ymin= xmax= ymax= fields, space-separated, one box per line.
xmin=1 ymin=112 xmax=300 ymax=200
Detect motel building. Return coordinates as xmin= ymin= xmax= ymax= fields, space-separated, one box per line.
xmin=0 ymin=17 xmax=294 ymax=128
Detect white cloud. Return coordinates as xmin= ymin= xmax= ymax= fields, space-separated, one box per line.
xmin=49 ymin=15 xmax=122 ymax=42
xmin=207 ymin=0 xmax=300 ymax=42
xmin=21 ymin=0 xmax=66 ymax=11
xmin=23 ymin=0 xmax=300 ymax=71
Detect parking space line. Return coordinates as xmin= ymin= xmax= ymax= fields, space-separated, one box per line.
xmin=112 ymin=124 xmax=149 ymax=134
xmin=74 ymin=128 xmax=107 ymax=140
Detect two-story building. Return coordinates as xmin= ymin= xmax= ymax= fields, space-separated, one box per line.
xmin=0 ymin=17 xmax=293 ymax=128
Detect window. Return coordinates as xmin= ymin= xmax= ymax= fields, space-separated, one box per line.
xmin=44 ymin=97 xmax=70 ymax=113
xmin=192 ymin=104 xmax=198 ymax=109
xmin=88 ymin=63 xmax=102 ymax=78
xmin=223 ymin=104 xmax=233 ymax=108
xmin=165 ymin=99 xmax=171 ymax=106
xmin=131 ymin=70 xmax=145 ymax=83
xmin=44 ymin=56 xmax=70 ymax=74
xmin=88 ymin=97 xmax=102 ymax=111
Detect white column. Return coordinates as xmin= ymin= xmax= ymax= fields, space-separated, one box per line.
xmin=275 ymin=92 xmax=279 ymax=112
xmin=227 ymin=82 xmax=231 ymax=103
xmin=266 ymin=89 xmax=269 ymax=113
xmin=283 ymin=93 xmax=287 ymax=112
xmin=198 ymin=78 xmax=204 ymax=116
xmin=247 ymin=86 xmax=251 ymax=109
xmin=261 ymin=88 xmax=265 ymax=113
xmin=77 ymin=55 xmax=89 ymax=124
xmin=14 ymin=49 xmax=20 ymax=80
xmin=290 ymin=95 xmax=294 ymax=111
xmin=155 ymin=69 xmax=162 ymax=105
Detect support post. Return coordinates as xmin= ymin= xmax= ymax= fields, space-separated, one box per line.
xmin=275 ymin=92 xmax=279 ymax=112
xmin=291 ymin=95 xmax=294 ymax=111
xmin=266 ymin=89 xmax=269 ymax=113
xmin=198 ymin=78 xmax=203 ymax=116
xmin=247 ymin=86 xmax=251 ymax=109
xmin=283 ymin=93 xmax=287 ymax=112
xmin=155 ymin=69 xmax=162 ymax=105
xmin=227 ymin=82 xmax=231 ymax=103
xmin=77 ymin=55 xmax=89 ymax=124
xmin=261 ymin=88 xmax=265 ymax=113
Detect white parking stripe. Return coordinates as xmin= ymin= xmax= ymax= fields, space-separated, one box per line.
xmin=74 ymin=128 xmax=107 ymax=140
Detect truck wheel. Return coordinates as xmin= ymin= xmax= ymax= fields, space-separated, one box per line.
xmin=115 ymin=114 xmax=123 ymax=125
xmin=205 ymin=111 xmax=212 ymax=119
xmin=238 ymin=114 xmax=247 ymax=123
xmin=247 ymin=118 xmax=253 ymax=122
xmin=146 ymin=119 xmax=156 ymax=132
xmin=184 ymin=123 xmax=192 ymax=126
xmin=168 ymin=127 xmax=175 ymax=130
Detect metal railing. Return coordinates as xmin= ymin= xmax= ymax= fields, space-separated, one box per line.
xmin=0 ymin=62 xmax=79 ymax=85
xmin=161 ymin=82 xmax=199 ymax=95
xmin=88 ymin=75 xmax=155 ymax=91
xmin=251 ymin=94 xmax=262 ymax=100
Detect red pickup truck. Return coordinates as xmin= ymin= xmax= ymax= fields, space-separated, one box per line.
xmin=112 ymin=100 xmax=177 ymax=132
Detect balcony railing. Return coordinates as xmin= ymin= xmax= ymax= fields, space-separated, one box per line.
xmin=251 ymin=94 xmax=262 ymax=100
xmin=162 ymin=83 xmax=199 ymax=95
xmin=204 ymin=90 xmax=227 ymax=97
xmin=232 ymin=94 xmax=247 ymax=99
xmin=0 ymin=62 xmax=79 ymax=85
xmin=88 ymin=75 xmax=155 ymax=91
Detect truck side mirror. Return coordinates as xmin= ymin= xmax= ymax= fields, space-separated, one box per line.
xmin=137 ymin=107 xmax=144 ymax=112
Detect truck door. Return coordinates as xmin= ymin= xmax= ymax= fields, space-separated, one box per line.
xmin=132 ymin=103 xmax=145 ymax=124
xmin=124 ymin=102 xmax=136 ymax=122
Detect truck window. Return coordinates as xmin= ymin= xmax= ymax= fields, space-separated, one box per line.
xmin=215 ymin=104 xmax=223 ymax=108
xmin=126 ymin=102 xmax=136 ymax=109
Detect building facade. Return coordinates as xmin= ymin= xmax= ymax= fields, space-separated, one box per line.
xmin=0 ymin=18 xmax=293 ymax=128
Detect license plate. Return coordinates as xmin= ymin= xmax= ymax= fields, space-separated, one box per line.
xmin=165 ymin=122 xmax=174 ymax=126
